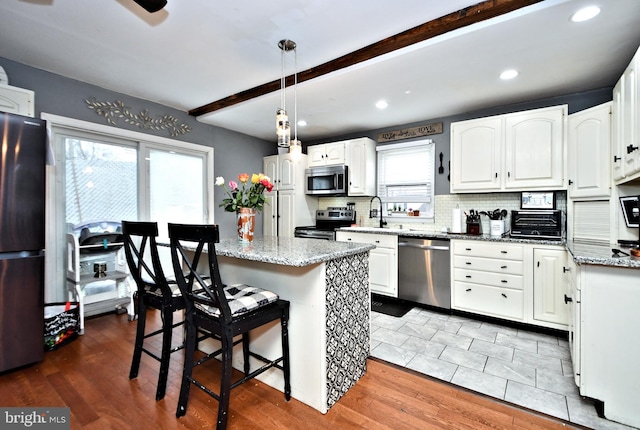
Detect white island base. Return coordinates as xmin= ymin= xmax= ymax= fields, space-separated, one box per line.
xmin=196 ymin=238 xmax=372 ymax=414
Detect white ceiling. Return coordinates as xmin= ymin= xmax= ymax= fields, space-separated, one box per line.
xmin=1 ymin=0 xmax=640 ymax=142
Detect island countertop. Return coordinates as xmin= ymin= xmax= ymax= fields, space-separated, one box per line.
xmin=215 ymin=236 xmax=375 ymax=267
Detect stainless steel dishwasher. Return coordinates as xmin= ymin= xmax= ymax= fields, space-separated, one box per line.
xmin=397 ymin=236 xmax=451 ymax=309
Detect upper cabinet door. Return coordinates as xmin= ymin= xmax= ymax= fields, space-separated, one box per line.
xmin=621 ymin=57 xmax=639 ymax=178
xmin=450 ymin=117 xmax=502 ymax=192
xmin=612 ymin=78 xmax=626 ymax=181
xmin=568 ymin=102 xmax=611 ymax=199
xmin=504 ymin=106 xmax=565 ymax=190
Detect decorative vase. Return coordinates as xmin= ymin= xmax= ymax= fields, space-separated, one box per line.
xmin=237 ymin=207 xmax=256 ymax=243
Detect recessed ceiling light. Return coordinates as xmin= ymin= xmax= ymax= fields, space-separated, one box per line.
xmin=570 ymin=6 xmax=600 ymax=22
xmin=297 ymin=119 xmax=307 ymax=127
xmin=404 ymin=90 xmax=412 ymax=94
xmin=375 ymin=100 xmax=388 ymax=109
xmin=500 ymin=69 xmax=518 ymax=80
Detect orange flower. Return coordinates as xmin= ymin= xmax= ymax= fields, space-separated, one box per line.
xmin=238 ymin=173 xmax=250 ymax=183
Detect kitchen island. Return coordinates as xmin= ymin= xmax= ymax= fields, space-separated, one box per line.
xmin=199 ymin=236 xmax=374 ymax=414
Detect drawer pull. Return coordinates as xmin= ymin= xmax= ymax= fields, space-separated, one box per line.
xmin=375 ymin=240 xmax=380 ymax=243
xmin=465 ymin=275 xmax=472 ymax=278
xmin=501 ymin=280 xmax=508 ymax=283
xmin=466 ymin=288 xmax=472 ymax=292
xmin=501 ymin=265 xmax=507 ymax=269
xmin=501 ymin=293 xmax=507 ymax=298
xmin=501 ymin=250 xmax=508 ymax=254
xmin=465 ymin=262 xmax=472 ymax=265
xmin=465 ymin=248 xmax=472 ymax=251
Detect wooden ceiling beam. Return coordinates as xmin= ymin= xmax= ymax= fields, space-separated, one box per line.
xmin=188 ymin=0 xmax=543 ymax=117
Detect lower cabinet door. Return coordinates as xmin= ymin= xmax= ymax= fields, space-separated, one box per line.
xmin=369 ymin=246 xmax=397 ymax=297
xmin=453 ymin=282 xmax=524 ymax=321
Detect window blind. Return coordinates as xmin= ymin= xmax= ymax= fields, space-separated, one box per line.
xmin=376 ymin=141 xmax=435 ymax=203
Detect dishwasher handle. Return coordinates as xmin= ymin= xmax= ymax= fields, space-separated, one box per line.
xmin=398 ymin=241 xmax=450 ymax=251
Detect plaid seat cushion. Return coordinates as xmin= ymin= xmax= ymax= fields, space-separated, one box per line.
xmin=194 ymin=284 xmax=279 ymax=317
xmin=144 ymin=280 xmax=182 ymax=297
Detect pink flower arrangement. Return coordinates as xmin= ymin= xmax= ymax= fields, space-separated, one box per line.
xmin=216 ymin=173 xmax=274 ymax=213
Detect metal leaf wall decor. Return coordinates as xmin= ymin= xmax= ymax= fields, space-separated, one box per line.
xmin=85 ymin=97 xmax=191 ymax=137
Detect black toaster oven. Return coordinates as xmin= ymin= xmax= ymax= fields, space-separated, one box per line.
xmin=510 ymin=210 xmax=562 ymax=240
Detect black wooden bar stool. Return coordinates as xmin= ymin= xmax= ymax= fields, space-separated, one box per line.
xmin=168 ymin=223 xmax=290 ymax=430
xmin=122 ymin=221 xmax=185 ymax=401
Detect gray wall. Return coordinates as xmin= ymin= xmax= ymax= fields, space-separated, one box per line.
xmin=0 ymin=57 xmax=276 ymax=237
xmin=306 ymin=87 xmax=613 ymax=196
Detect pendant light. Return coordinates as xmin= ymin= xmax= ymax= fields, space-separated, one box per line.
xmin=277 ymin=39 xmax=302 ymax=156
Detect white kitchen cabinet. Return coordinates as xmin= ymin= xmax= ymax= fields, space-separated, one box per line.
xmin=578 ymin=265 xmax=640 ymax=428
xmin=567 ymin=102 xmax=611 ymax=199
xmin=451 ymin=240 xmax=526 ymax=322
xmin=264 ymin=153 xmax=299 ymax=191
xmin=263 ymin=154 xmax=316 ymax=237
xmin=451 ymin=105 xmax=566 ymax=193
xmin=307 ymin=141 xmax=346 ymax=167
xmin=532 ymin=247 xmax=569 ymax=329
xmin=564 ymin=255 xmax=580 ymax=388
xmin=336 ymin=231 xmax=398 ymax=297
xmin=307 ymin=137 xmax=376 ymax=196
xmin=504 ymin=107 xmax=565 ymax=190
xmin=450 ymin=117 xmax=502 ymax=191
xmin=613 ymin=45 xmax=640 ymax=183
xmin=345 ymin=137 xmax=376 ymax=196
xmin=0 ymin=83 xmax=34 ymax=117
xmin=612 ymin=78 xmax=626 ymax=181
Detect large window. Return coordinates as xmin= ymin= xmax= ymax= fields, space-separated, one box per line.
xmin=376 ymin=139 xmax=435 ymax=221
xmin=43 ymin=114 xmax=214 ymax=302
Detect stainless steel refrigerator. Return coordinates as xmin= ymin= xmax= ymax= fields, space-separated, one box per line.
xmin=0 ymin=112 xmax=47 ymax=373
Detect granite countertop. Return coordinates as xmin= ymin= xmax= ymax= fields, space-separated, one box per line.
xmin=566 ymin=241 xmax=640 ymax=269
xmin=214 ymin=236 xmax=375 ymax=267
xmin=339 ymin=227 xmax=640 ymax=269
xmin=339 ymin=226 xmax=565 ymax=246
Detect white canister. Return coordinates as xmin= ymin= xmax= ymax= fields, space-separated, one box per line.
xmin=490 ymin=220 xmax=505 ymax=237
xmin=451 ymin=208 xmax=463 ymax=233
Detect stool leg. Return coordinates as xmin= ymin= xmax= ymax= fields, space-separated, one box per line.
xmin=129 ymin=297 xmax=147 ymax=380
xmin=176 ymin=317 xmax=196 ymax=418
xmin=281 ymin=304 xmax=291 ymax=401
xmin=156 ymin=306 xmax=173 ymax=400
xmin=217 ymin=328 xmax=233 ymax=430
xmin=242 ymin=332 xmax=250 ymax=376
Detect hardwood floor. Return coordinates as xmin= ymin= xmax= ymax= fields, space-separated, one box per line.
xmin=0 ymin=310 xmax=583 ymax=429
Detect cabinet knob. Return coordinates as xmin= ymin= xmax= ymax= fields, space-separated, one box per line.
xmin=466 ymin=288 xmax=472 ymax=292
xmin=627 ymin=144 xmax=639 ymax=154
xmin=564 ymin=294 xmax=573 ymax=304
xmin=568 ymin=179 xmax=574 ymax=185
xmin=501 ymin=265 xmax=507 ymax=269
xmin=614 ymin=155 xmax=622 ymax=162
xmin=563 ymin=266 xmax=570 ymax=273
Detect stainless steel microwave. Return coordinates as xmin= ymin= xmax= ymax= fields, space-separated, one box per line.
xmin=305 ymin=165 xmax=348 ymax=196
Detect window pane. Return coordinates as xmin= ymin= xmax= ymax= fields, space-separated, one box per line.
xmin=65 ymin=138 xmax=137 ymax=225
xmin=148 ymin=148 xmax=205 ymax=238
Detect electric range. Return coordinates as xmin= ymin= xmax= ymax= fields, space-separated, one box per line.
xmin=294 ymin=207 xmax=356 ymax=240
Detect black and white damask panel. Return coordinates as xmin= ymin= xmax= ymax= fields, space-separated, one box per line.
xmin=325 ymin=252 xmax=370 ymax=409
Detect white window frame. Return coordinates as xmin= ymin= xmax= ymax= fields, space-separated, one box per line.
xmin=376 ymin=139 xmax=435 ymax=222
xmin=42 ymin=113 xmax=214 ymax=302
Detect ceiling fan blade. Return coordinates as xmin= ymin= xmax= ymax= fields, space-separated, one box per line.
xmin=133 ymin=0 xmax=167 ymax=13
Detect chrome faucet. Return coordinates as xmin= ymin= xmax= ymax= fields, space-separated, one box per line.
xmin=369 ymin=196 xmax=387 ymax=228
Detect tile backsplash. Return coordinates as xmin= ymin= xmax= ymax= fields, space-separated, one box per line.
xmin=319 ymin=192 xmax=566 ymax=233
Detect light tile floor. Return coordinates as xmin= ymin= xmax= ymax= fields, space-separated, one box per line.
xmin=370 ymin=306 xmax=637 ymax=430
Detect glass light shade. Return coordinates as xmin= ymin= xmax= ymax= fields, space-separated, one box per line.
xmin=276 ymin=108 xmax=290 ymax=147
xmin=289 ymin=139 xmax=302 ymax=159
